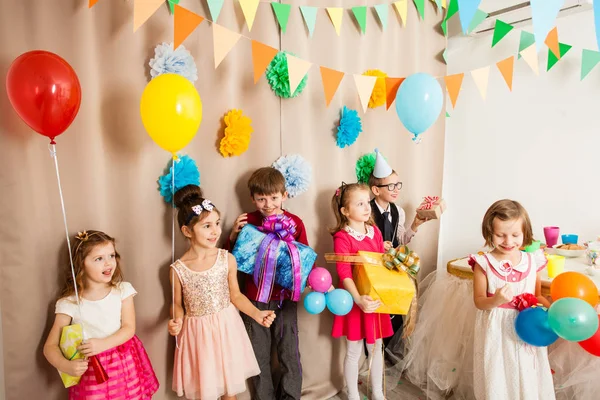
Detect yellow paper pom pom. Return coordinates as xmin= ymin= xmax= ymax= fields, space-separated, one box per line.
xmin=219 ymin=109 xmax=253 ymax=157
xmin=363 ymin=69 xmax=387 ymax=109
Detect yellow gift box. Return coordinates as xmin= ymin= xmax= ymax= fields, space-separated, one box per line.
xmin=58 ymin=323 xmax=85 ymax=388
xmin=353 ymin=251 xmax=416 ymax=314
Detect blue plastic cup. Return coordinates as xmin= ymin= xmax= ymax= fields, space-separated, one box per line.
xmin=561 ymin=234 xmax=578 ymax=245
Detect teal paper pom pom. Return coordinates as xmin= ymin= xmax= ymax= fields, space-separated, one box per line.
xmin=158 ymin=155 xmax=200 ymax=204
xmin=266 ymin=51 xmax=308 ymax=98
xmin=336 ymin=106 xmax=362 ymax=148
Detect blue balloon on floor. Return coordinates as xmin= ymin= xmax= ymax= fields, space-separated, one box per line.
xmin=304 ymin=292 xmax=326 ymax=315
xmin=326 ymin=289 xmax=353 ymax=316
xmin=395 ymin=73 xmax=443 ymax=142
xmin=514 ymin=307 xmax=559 ymax=347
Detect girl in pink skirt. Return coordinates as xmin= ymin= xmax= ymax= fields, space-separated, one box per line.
xmin=44 ymin=230 xmax=159 ymax=399
xmin=168 ymin=185 xmax=276 ymax=399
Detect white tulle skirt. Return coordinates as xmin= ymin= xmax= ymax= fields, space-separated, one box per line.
xmin=387 ymin=272 xmax=478 ymax=400
xmin=549 ymin=339 xmax=600 ymax=400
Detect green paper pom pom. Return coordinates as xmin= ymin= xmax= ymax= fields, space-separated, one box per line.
xmin=265 ymin=51 xmax=308 ymax=98
xmin=355 ymin=152 xmax=376 ymax=184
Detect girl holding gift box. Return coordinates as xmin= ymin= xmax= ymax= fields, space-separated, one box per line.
xmin=168 ymin=185 xmax=275 ymax=400
xmin=330 ymin=182 xmax=393 ymax=400
xmin=43 ymin=230 xmax=159 ymax=399
xmin=469 ymin=200 xmax=553 ymax=400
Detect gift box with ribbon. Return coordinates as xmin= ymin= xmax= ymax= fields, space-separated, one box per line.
xmin=353 ymin=251 xmax=416 ymax=315
xmin=416 ymin=196 xmax=446 ymax=220
xmin=58 ymin=324 xmax=85 ymax=388
xmin=232 ymin=214 xmax=317 ymax=302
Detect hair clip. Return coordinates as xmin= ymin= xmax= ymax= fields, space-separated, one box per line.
xmin=191 ymin=199 xmax=214 ymax=215
xmin=335 ymin=188 xmax=341 ymax=197
xmin=76 ymin=231 xmax=89 ymax=241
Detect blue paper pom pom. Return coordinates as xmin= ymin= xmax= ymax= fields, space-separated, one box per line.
xmin=336 ymin=106 xmax=362 ymax=148
xmin=149 ymin=42 xmax=198 ymax=83
xmin=158 ymin=155 xmax=200 ymax=204
xmin=272 ymin=154 xmax=312 ymax=198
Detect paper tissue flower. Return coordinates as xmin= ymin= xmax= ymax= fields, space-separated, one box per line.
xmin=362 ymin=69 xmax=387 ymax=108
xmin=272 ymin=154 xmax=312 ymax=198
xmin=219 ymin=109 xmax=253 ymax=157
xmin=336 ymin=106 xmax=362 ymax=148
xmin=355 ymin=152 xmax=377 ymax=184
xmin=149 ymin=42 xmax=198 ymax=83
xmin=158 ymin=155 xmax=201 ymax=204
xmin=266 ymin=51 xmax=308 ymax=98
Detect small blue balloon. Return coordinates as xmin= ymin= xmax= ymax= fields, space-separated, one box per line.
xmin=395 ymin=73 xmax=443 ymax=141
xmin=304 ymin=292 xmax=326 ymax=315
xmin=326 ymin=289 xmax=353 ymax=316
xmin=514 ymin=307 xmax=559 ymax=347
xmin=548 ymin=297 xmax=599 ymax=342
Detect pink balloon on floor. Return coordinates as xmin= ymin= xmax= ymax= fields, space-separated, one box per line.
xmin=308 ymin=267 xmax=332 ymax=293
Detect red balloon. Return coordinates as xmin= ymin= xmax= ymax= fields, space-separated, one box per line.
xmin=579 ymin=315 xmax=600 ymax=357
xmin=5 ymin=50 xmax=81 ymax=143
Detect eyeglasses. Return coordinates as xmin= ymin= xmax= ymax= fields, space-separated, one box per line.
xmin=376 ymin=182 xmax=403 ymax=191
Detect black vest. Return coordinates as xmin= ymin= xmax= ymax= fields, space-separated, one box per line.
xmin=370 ymin=199 xmax=400 ymax=248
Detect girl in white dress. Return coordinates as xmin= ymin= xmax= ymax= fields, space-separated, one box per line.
xmin=469 ymin=199 xmax=555 ymax=400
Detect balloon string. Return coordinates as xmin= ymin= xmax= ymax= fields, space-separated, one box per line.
xmin=49 ymin=143 xmax=86 ymax=335
xmin=171 ymin=157 xmax=179 ymax=349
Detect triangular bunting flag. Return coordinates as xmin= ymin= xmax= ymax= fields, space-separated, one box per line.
xmin=531 ymin=0 xmax=564 ymax=52
xmin=286 ymin=55 xmax=312 ymax=95
xmin=433 ymin=0 xmax=442 ymax=12
xmin=352 ymin=6 xmax=367 ymax=34
xmin=446 ymin=111 xmax=450 ymax=117
xmin=174 ymin=5 xmax=204 ymax=49
xmin=133 ymin=0 xmax=164 ymax=32
xmin=594 ymin=0 xmax=600 ymax=51
xmin=545 ymin=27 xmax=560 ymax=58
xmin=442 ymin=0 xmax=447 ymax=8
xmin=467 ymin=9 xmax=488 ymax=33
xmin=444 ymin=73 xmax=464 ymax=108
xmin=441 ymin=19 xmax=448 ymax=36
xmin=492 ymin=20 xmax=513 ymax=47
xmin=547 ymin=42 xmax=572 ymax=71
xmin=300 ymin=6 xmax=317 ymax=37
xmin=385 ymin=77 xmax=405 ymax=110
xmin=518 ymin=31 xmax=535 ymax=59
xmin=413 ymin=0 xmax=426 ymax=20
xmin=520 ymin=44 xmax=540 ymax=75
xmin=581 ymin=49 xmax=600 ymax=80
xmin=393 ymin=0 xmax=408 ymax=27
xmin=251 ymin=41 xmax=278 ymax=84
xmin=271 ymin=3 xmax=291 ymax=33
xmin=89 ymin=0 xmax=100 ymax=8
xmin=445 ymin=0 xmax=458 ymax=22
xmin=442 ymin=48 xmax=448 ymax=64
xmin=353 ymin=74 xmax=378 ymax=113
xmin=470 ymin=66 xmax=490 ymax=100
xmin=496 ymin=56 xmax=514 ymax=91
xmin=168 ymin=0 xmax=179 ymax=14
xmin=207 ymin=0 xmax=225 ymax=23
xmin=320 ymin=67 xmax=345 ymax=106
xmin=327 ymin=7 xmax=344 ymax=36
xmin=213 ymin=24 xmax=242 ymax=68
xmin=239 ymin=0 xmax=260 ymax=31
xmin=457 ymin=0 xmax=482 ymax=33
xmin=374 ymin=4 xmax=389 ymax=31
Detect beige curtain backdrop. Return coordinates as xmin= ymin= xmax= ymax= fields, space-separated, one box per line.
xmin=0 ymin=0 xmax=445 ymax=399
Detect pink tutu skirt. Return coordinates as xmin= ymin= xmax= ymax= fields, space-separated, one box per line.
xmin=69 ymin=335 xmax=159 ymax=400
xmin=173 ymin=303 xmax=260 ymax=399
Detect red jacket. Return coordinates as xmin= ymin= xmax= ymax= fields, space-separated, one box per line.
xmin=224 ymin=210 xmax=309 ymax=302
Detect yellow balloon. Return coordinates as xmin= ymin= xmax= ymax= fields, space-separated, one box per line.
xmin=140 ymin=73 xmax=202 ymax=154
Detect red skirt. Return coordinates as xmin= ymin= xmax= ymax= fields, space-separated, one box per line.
xmin=331 ymin=302 xmax=393 ymax=344
xmin=69 ymin=336 xmax=159 ymax=400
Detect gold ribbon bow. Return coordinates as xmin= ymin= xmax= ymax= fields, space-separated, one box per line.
xmin=382 ymin=245 xmax=420 ymax=278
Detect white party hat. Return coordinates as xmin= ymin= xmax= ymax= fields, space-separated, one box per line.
xmin=372 ymin=148 xmax=392 ymax=178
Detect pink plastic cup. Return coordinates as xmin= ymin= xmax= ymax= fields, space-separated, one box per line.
xmin=544 ymin=226 xmax=560 ymax=248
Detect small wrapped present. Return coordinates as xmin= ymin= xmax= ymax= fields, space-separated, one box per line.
xmin=353 ymin=251 xmax=416 ymax=315
xmin=416 ymin=196 xmax=446 ymax=220
xmin=58 ymin=324 xmax=85 ymax=388
xmin=232 ymin=214 xmax=317 ymax=302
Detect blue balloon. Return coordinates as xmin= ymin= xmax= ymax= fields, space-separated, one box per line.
xmin=514 ymin=307 xmax=559 ymax=347
xmin=395 ymin=73 xmax=443 ymax=141
xmin=548 ymin=297 xmax=599 ymax=342
xmin=326 ymin=289 xmax=353 ymax=316
xmin=304 ymin=292 xmax=326 ymax=315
